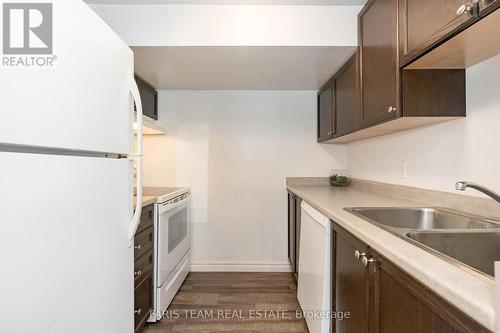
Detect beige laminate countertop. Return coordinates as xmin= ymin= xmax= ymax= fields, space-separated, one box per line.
xmin=287 ymin=185 xmax=495 ymax=331
xmin=140 ymin=196 xmax=157 ymax=207
xmin=134 ymin=186 xmax=189 ymax=208
xmin=134 ymin=195 xmax=156 ymax=207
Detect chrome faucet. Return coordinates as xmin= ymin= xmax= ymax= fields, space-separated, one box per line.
xmin=455 ymin=181 xmax=500 ymax=204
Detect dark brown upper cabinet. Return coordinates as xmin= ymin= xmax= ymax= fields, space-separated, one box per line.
xmin=405 ymin=4 xmax=500 ymax=69
xmin=398 ymin=0 xmax=478 ymax=66
xmin=359 ymin=0 xmax=400 ymax=129
xmin=317 ymin=80 xmax=335 ymax=142
xmin=135 ymin=76 xmax=158 ymax=121
xmin=333 ymin=52 xmax=359 ymax=138
xmin=315 ymin=0 xmax=496 ymax=144
xmin=318 ymin=52 xmax=359 ymax=143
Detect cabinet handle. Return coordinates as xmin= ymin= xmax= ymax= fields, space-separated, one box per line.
xmin=134 ymin=244 xmax=142 ymax=251
xmin=387 ymin=106 xmax=396 ymax=113
xmin=134 ymin=308 xmax=142 ymax=316
xmin=134 ymin=270 xmax=142 ymax=277
xmin=354 ymin=250 xmax=367 ymax=260
xmin=361 ymin=256 xmax=376 ymax=267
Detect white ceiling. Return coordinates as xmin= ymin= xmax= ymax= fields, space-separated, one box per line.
xmin=133 ymin=46 xmax=356 ymax=90
xmin=86 ymin=0 xmax=365 ymax=5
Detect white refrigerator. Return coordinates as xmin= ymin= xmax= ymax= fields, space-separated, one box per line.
xmin=0 ymin=1 xmax=144 ymax=332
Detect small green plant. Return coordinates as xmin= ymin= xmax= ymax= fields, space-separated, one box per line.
xmin=330 ymin=174 xmax=351 ymax=187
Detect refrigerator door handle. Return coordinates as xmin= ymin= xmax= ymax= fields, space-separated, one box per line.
xmin=129 ymin=158 xmax=142 ymax=243
xmin=128 ymin=75 xmax=143 ymax=244
xmin=129 ymin=75 xmax=143 ymax=158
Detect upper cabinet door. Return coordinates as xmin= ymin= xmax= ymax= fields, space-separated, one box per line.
xmin=399 ymin=0 xmax=477 ymax=65
xmin=334 ymin=53 xmax=359 ymax=137
xmin=135 ymin=76 xmax=158 ymax=121
xmin=317 ymin=80 xmax=335 ymax=142
xmin=359 ymin=0 xmax=399 ymax=128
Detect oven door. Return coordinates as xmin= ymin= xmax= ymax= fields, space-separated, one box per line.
xmin=157 ymin=195 xmax=191 ymax=287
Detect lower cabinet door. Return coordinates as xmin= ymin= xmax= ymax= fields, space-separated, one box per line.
xmin=334 ymin=228 xmax=370 ymax=333
xmin=331 ymin=223 xmax=489 ymax=333
xmin=371 ymin=252 xmax=490 ymax=333
xmin=294 ymin=196 xmax=302 ymax=276
xmin=134 ymin=273 xmax=153 ymax=332
xmin=288 ymin=192 xmax=296 ymax=273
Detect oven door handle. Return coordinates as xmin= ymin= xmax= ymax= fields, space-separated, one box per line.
xmin=159 ymin=196 xmax=191 ymax=215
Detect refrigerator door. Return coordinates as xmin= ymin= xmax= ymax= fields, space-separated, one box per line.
xmin=0 ymin=151 xmax=134 ymax=333
xmin=0 ymin=0 xmax=134 ymax=155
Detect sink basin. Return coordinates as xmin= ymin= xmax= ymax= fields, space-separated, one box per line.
xmin=348 ymin=207 xmax=499 ymax=230
xmin=406 ymin=231 xmax=500 ymax=277
xmin=346 ymin=207 xmax=500 ymax=280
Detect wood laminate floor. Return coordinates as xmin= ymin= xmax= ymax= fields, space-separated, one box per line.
xmin=143 ymin=272 xmax=309 ymax=333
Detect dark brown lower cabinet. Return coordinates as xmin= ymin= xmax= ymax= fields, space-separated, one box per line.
xmin=134 ymin=272 xmax=153 ymax=332
xmin=134 ymin=203 xmax=155 ymax=332
xmin=287 ymin=191 xmax=302 ymax=278
xmin=295 ymin=195 xmax=302 ymax=277
xmin=371 ymin=251 xmax=490 ymax=333
xmin=331 ymin=222 xmax=490 ymax=333
xmin=333 ymin=225 xmax=369 ymax=333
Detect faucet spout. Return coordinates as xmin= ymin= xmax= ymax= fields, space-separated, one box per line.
xmin=455 ymin=181 xmax=500 ymax=204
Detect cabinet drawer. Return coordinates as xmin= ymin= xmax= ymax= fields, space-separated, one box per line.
xmin=134 ymin=272 xmax=153 ymax=332
xmin=136 ymin=203 xmax=154 ymax=235
xmin=134 ymin=249 xmax=153 ymax=288
xmin=134 ymin=226 xmax=153 ymax=261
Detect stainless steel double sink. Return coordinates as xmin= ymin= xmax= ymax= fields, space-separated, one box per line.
xmin=345 ymin=207 xmax=500 ymax=280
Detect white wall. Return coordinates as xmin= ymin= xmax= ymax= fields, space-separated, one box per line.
xmin=142 ymin=90 xmax=346 ymax=270
xmin=348 ymin=55 xmax=500 ymax=196
xmin=90 ymin=4 xmax=361 ymax=46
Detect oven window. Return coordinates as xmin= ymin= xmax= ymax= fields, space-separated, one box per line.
xmin=168 ymin=208 xmax=188 ymax=253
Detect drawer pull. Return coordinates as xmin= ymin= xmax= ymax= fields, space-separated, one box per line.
xmin=134 ymin=308 xmax=142 ymax=316
xmin=134 ymin=270 xmax=142 ymax=277
xmin=134 ymin=244 xmax=142 ymax=251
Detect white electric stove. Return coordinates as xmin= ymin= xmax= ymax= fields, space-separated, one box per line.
xmin=143 ymin=187 xmax=191 ymax=322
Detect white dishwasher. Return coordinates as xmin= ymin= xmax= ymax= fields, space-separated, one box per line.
xmin=297 ymin=201 xmax=331 ymax=333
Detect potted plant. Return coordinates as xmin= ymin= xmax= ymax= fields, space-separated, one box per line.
xmin=330 ymin=174 xmax=351 ymax=187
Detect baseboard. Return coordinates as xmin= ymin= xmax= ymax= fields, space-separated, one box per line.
xmin=190 ymin=262 xmax=292 ymax=272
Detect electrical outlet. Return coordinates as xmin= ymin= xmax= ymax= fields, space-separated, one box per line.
xmin=399 ymin=160 xmax=408 ymax=178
